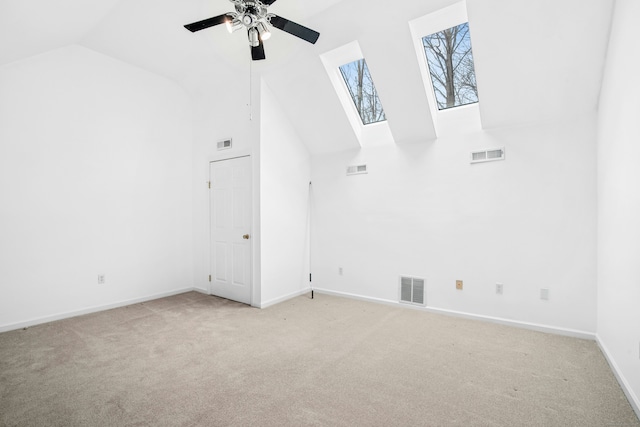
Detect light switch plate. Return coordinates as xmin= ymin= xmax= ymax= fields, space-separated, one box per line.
xmin=456 ymin=280 xmax=463 ymax=290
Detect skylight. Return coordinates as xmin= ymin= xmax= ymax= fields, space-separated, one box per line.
xmin=422 ymin=22 xmax=478 ymax=110
xmin=410 ymin=2 xmax=483 ymax=136
xmin=320 ymin=41 xmax=394 ymax=147
xmin=339 ymin=59 xmax=386 ymax=125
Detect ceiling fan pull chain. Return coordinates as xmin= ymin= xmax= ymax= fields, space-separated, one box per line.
xmin=249 ymin=58 xmax=253 ymax=121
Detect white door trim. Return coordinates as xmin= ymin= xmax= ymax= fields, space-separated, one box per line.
xmin=208 ymin=155 xmax=253 ymax=305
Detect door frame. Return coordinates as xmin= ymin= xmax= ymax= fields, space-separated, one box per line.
xmin=208 ymin=153 xmax=254 ymax=305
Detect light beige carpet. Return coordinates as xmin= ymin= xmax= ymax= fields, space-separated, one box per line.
xmin=0 ymin=291 xmax=638 ymax=426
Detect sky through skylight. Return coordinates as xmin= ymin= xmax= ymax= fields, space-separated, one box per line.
xmin=422 ymin=22 xmax=478 ymax=110
xmin=339 ymin=59 xmax=386 ymax=125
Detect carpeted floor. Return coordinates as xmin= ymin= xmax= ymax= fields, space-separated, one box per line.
xmin=0 ymin=291 xmax=638 ymax=426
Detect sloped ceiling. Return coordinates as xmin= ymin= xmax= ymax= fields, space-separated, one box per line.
xmin=0 ymin=0 xmax=121 ymax=65
xmin=0 ymin=0 xmax=614 ymax=154
xmin=262 ymin=0 xmax=463 ymax=152
xmin=467 ymin=0 xmax=614 ymax=129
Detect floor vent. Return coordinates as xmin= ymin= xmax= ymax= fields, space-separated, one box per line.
xmin=217 ymin=139 xmax=232 ymax=151
xmin=347 ymin=164 xmax=367 ymax=175
xmin=399 ymin=276 xmax=426 ymax=306
xmin=470 ymin=147 xmax=505 ymax=164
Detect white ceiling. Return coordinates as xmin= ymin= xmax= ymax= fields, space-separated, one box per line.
xmin=0 ymin=0 xmax=121 ymax=66
xmin=467 ymin=0 xmax=614 ymax=129
xmin=0 ymin=0 xmax=615 ymax=154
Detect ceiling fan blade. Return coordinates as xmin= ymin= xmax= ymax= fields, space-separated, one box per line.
xmin=184 ymin=14 xmax=229 ymax=33
xmin=269 ymin=15 xmax=320 ymax=44
xmin=261 ymin=0 xmax=278 ymax=4
xmin=251 ymin=40 xmax=266 ymax=61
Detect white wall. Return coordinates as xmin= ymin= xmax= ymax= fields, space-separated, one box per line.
xmin=189 ymin=65 xmax=263 ymax=305
xmin=0 ymin=45 xmax=193 ymax=330
xmin=311 ymin=114 xmax=597 ymax=334
xmin=189 ymin=74 xmax=311 ymax=308
xmin=597 ymin=0 xmax=640 ymax=413
xmin=259 ymin=81 xmax=311 ymax=307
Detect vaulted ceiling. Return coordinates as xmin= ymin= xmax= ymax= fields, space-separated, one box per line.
xmin=0 ymin=0 xmax=614 ymax=154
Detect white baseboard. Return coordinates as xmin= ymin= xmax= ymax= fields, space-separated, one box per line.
xmin=259 ymin=288 xmax=311 ymax=309
xmin=0 ymin=287 xmax=195 ymax=333
xmin=596 ymin=335 xmax=640 ymax=420
xmin=313 ymin=288 xmax=596 ymax=341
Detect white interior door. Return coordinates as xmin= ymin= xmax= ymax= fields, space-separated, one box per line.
xmin=209 ymin=156 xmax=252 ymax=305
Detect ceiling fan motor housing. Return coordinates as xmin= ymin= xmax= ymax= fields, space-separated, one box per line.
xmin=234 ymin=1 xmax=268 ymax=30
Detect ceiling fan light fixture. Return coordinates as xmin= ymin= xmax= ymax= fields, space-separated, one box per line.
xmin=226 ymin=17 xmax=243 ymax=33
xmin=248 ymin=27 xmax=260 ymax=47
xmin=257 ymin=22 xmax=271 ymax=41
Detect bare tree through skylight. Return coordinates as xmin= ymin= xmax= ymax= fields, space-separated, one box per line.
xmin=423 ymin=22 xmax=479 ymax=110
xmin=339 ymin=59 xmax=386 ymax=125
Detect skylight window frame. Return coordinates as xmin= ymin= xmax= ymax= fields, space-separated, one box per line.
xmin=320 ymin=41 xmax=394 ymax=147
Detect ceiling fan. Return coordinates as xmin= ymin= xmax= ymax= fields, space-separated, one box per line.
xmin=184 ymin=0 xmax=320 ymax=61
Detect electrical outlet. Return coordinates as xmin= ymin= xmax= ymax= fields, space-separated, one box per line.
xmin=339 ymin=267 xmax=343 ymax=276
xmin=496 ymin=283 xmax=503 ymax=295
xmin=98 ymin=274 xmax=106 ymax=285
xmin=456 ymin=280 xmax=463 ymax=290
xmin=540 ymin=288 xmax=549 ymax=300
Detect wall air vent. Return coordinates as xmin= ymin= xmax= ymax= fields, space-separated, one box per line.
xmin=346 ymin=164 xmax=367 ymax=176
xmin=217 ymin=139 xmax=232 ymax=151
xmin=470 ymin=147 xmax=505 ymax=164
xmin=399 ymin=276 xmax=426 ymax=306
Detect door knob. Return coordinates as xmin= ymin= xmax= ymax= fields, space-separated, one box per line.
xmin=243 ymin=234 xmax=250 ymax=240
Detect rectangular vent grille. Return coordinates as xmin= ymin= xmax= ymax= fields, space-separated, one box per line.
xmin=399 ymin=276 xmax=425 ymax=306
xmin=346 ymin=164 xmax=367 ymax=175
xmin=470 ymin=147 xmax=505 ymax=164
xmin=217 ymin=139 xmax=232 ymax=151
